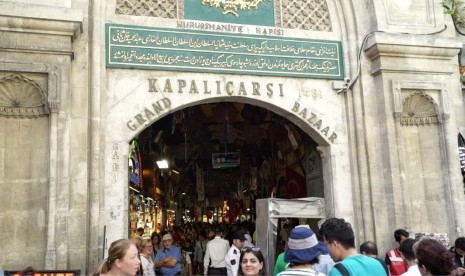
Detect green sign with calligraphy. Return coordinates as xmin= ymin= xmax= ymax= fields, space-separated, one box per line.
xmin=105 ymin=24 xmax=344 ymax=79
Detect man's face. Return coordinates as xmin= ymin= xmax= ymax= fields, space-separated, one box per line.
xmin=233 ymin=238 xmax=245 ymax=250
xmin=163 ymin=238 xmax=173 ymax=249
xmin=324 ymin=238 xmax=342 ymax=262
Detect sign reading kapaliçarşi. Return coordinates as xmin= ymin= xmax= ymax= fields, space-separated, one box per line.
xmin=106 ymin=23 xmax=344 ymax=79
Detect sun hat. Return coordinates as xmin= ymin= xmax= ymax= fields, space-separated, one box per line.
xmin=162 ymin=233 xmax=173 ymax=241
xmin=284 ymin=225 xmax=329 ymax=264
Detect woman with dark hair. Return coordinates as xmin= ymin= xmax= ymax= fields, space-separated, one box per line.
xmin=415 ymin=238 xmax=455 ymax=275
xmin=238 ymin=247 xmax=266 ymax=276
xmin=150 ymin=232 xmax=161 ymax=260
xmin=93 ymin=238 xmax=141 ymax=276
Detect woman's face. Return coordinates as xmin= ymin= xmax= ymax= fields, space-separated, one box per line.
xmin=115 ymin=244 xmax=141 ymax=276
xmin=142 ymin=243 xmax=153 ymax=255
xmin=240 ymin=252 xmax=263 ymax=276
xmin=152 ymin=236 xmax=159 ymax=245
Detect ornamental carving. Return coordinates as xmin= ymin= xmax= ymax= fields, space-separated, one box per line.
xmin=280 ymin=0 xmax=332 ymax=31
xmin=201 ymin=0 xmax=271 ymax=16
xmin=0 ymin=74 xmax=49 ymax=118
xmin=400 ymin=91 xmax=440 ymax=126
xmin=115 ymin=0 xmax=177 ymax=18
xmin=114 ymin=0 xmax=332 ymax=31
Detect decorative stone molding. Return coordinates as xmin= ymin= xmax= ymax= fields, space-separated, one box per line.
xmin=399 ymin=91 xmax=440 ymax=126
xmin=0 ymin=74 xmax=49 ymax=118
xmin=392 ymin=80 xmax=449 ymax=126
xmin=46 ymin=66 xmax=60 ymax=113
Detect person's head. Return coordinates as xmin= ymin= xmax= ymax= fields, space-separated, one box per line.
xmin=214 ymin=227 xmax=223 ymax=237
xmin=318 ymin=218 xmax=355 ymax=261
xmin=394 ymin=229 xmax=409 ymax=244
xmin=455 ymin=237 xmax=465 ymax=257
xmin=174 ymin=239 xmax=182 ymax=248
xmin=151 ymin=232 xmax=160 ymax=246
xmin=238 ymin=247 xmax=266 ymax=276
xmin=415 ymin=238 xmax=454 ymax=275
xmin=140 ymin=237 xmax=153 ymax=256
xmin=398 ymin=238 xmax=416 ymax=262
xmin=95 ymin=239 xmax=141 ymax=276
xmin=285 ymin=225 xmax=328 ymax=266
xmin=233 ymin=232 xmax=246 ymax=250
xmin=162 ymin=233 xmax=174 ymax=249
xmin=359 ymin=241 xmax=378 ymax=257
xmin=198 ymin=231 xmax=206 ymax=241
xmin=136 ymin=227 xmax=144 ymax=236
xmin=131 ymin=236 xmax=142 ymax=252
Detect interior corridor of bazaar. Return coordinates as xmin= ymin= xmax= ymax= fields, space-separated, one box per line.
xmin=128 ymin=102 xmax=324 ymax=236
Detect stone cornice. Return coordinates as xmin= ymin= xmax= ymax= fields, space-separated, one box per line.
xmin=365 ymin=32 xmax=462 ymax=59
xmin=0 ymin=1 xmax=82 ymax=38
xmin=364 ymin=32 xmax=462 ymax=75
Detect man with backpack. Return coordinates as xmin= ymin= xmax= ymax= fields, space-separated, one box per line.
xmin=319 ymin=218 xmax=388 ymax=276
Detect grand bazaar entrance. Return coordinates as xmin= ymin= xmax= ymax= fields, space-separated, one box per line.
xmin=127 ymin=102 xmax=324 ymax=236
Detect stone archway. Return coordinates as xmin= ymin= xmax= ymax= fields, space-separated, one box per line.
xmin=100 ymin=71 xmax=352 ymax=249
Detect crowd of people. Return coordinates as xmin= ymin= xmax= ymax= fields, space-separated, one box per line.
xmin=92 ymin=218 xmax=465 ymax=276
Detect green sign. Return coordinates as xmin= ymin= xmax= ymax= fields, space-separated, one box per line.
xmin=106 ymin=24 xmax=344 ymax=79
xmin=184 ymin=0 xmax=275 ymax=27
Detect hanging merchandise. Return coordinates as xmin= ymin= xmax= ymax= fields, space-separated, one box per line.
xmin=129 ymin=139 xmax=143 ymax=190
xmin=459 ymin=132 xmax=465 ymax=173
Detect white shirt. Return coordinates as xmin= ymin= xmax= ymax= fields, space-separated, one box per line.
xmin=225 ymin=244 xmax=241 ymax=276
xmin=141 ymin=254 xmax=156 ymax=276
xmin=204 ymin=236 xmax=230 ymax=274
xmin=401 ymin=265 xmax=422 ymax=276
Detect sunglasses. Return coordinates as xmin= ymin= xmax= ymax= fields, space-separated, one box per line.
xmin=241 ymin=247 xmax=261 ymax=252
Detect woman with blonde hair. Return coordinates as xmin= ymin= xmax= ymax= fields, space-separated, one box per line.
xmin=93 ymin=238 xmax=141 ymax=276
xmin=140 ymin=238 xmax=156 ymax=276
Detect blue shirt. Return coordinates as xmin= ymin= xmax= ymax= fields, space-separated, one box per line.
xmin=154 ymin=246 xmax=182 ymax=275
xmin=329 ymin=254 xmax=387 ymax=276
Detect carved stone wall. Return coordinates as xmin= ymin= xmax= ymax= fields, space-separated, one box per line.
xmin=114 ymin=0 xmax=332 ymax=31
xmin=115 ymin=0 xmax=177 ymax=18
xmin=279 ymin=0 xmax=332 ymax=31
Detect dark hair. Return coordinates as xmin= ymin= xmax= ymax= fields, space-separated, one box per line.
xmin=398 ymin=238 xmax=416 ymax=261
xmin=93 ymin=239 xmax=137 ymax=275
xmin=318 ymin=218 xmax=355 ymax=249
xmin=360 ymin=241 xmax=378 ymax=256
xmin=415 ymin=238 xmax=454 ymax=275
xmin=393 ymin=229 xmax=409 ymax=243
xmin=455 ymin=237 xmax=465 ymax=251
xmin=151 ymin=232 xmax=160 ymax=241
xmin=238 ymin=247 xmax=266 ymax=276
